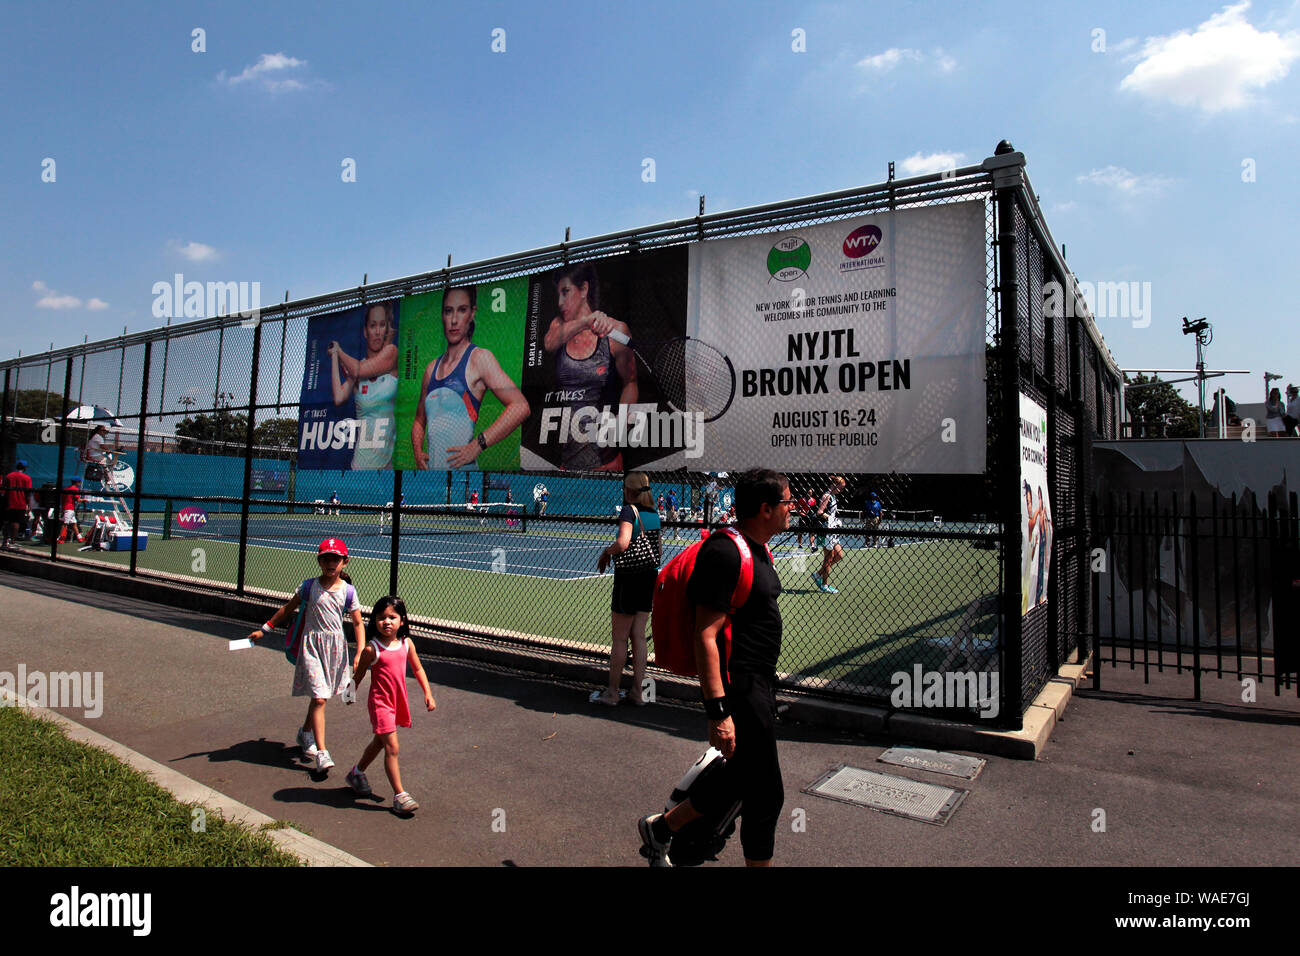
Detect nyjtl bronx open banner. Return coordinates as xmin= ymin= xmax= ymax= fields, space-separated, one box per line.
xmin=296 ymin=200 xmax=987 ymax=475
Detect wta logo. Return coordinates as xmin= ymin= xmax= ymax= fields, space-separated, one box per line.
xmin=176 ymin=506 xmax=209 ymax=528
xmin=842 ymin=225 xmax=883 ymax=258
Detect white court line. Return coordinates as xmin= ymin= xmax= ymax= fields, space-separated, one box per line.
xmin=169 ymin=532 xmax=603 ymax=581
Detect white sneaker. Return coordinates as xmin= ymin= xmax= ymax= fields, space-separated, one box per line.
xmin=393 ymin=791 xmax=419 ymax=813
xmin=314 ymin=749 xmax=335 ymax=772
xmin=297 ymin=727 xmax=318 ymax=757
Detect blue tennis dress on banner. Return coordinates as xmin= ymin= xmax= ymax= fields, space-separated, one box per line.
xmin=352 ymin=373 xmax=397 ymax=470
xmin=424 ymin=345 xmax=481 ymax=470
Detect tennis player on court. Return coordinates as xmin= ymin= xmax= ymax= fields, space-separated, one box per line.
xmin=329 ymin=302 xmax=398 ymax=470
xmin=541 ymin=263 xmax=636 ymax=472
xmin=812 ymin=476 xmax=846 ymax=594
xmin=412 ymin=286 xmax=530 ymax=471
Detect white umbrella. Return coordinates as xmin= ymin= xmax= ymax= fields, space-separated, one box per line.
xmin=66 ymin=405 xmax=125 ymax=429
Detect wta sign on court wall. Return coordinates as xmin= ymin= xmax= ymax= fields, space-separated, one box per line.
xmin=685 ymin=200 xmax=987 ymax=473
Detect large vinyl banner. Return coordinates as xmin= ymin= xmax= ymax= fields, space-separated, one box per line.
xmin=298 ymin=300 xmax=402 ymax=470
xmin=685 ymin=200 xmax=987 ymax=473
xmin=393 ymin=278 xmax=529 ymax=471
xmin=295 ymin=201 xmax=986 ymax=473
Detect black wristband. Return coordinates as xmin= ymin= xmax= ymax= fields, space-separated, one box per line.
xmin=476 ymin=433 xmax=488 ymax=450
xmin=703 ymin=696 xmax=729 ymax=720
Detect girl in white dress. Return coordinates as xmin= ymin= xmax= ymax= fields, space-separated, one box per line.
xmin=249 ymin=538 xmax=365 ymax=773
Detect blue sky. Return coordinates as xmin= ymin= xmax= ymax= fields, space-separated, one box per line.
xmin=3 ymin=0 xmax=1298 ymax=408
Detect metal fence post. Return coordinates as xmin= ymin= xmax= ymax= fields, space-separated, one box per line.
xmin=994 ymin=157 xmax=1024 ymax=731
xmin=1188 ymin=493 xmax=1202 ymax=701
xmin=1 ymin=368 xmax=11 ymax=470
xmin=389 ymin=470 xmax=402 ymax=597
xmin=50 ymin=358 xmax=74 ymax=561
xmin=129 ymin=340 xmax=151 ymax=575
xmin=237 ymin=321 xmax=262 ymax=595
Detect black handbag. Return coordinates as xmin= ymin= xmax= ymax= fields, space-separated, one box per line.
xmin=613 ymin=506 xmax=660 ymax=572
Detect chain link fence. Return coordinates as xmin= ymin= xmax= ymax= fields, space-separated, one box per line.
xmin=1 ymin=146 xmax=1121 ymax=727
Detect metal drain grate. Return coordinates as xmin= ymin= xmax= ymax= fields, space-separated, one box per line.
xmin=878 ymin=746 xmax=986 ymax=780
xmin=803 ymin=765 xmax=968 ymax=825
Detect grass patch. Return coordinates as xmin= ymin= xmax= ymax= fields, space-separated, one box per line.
xmin=0 ymin=707 xmax=301 ymax=866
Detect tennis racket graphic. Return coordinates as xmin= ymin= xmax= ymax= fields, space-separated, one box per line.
xmin=607 ymin=330 xmax=736 ymax=423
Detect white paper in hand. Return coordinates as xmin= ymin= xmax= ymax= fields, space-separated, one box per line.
xmin=229 ymin=638 xmax=254 ymax=650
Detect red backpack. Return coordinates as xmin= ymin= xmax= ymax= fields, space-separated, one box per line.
xmin=651 ymin=528 xmax=767 ymax=677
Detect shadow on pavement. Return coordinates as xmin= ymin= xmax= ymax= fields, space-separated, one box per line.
xmin=172 ymin=737 xmax=305 ymax=771
xmin=272 ymin=786 xmax=404 ymax=815
xmin=1077 ymin=688 xmax=1300 ymax=727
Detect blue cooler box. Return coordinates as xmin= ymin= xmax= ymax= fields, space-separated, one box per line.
xmin=109 ymin=531 xmax=147 ymax=551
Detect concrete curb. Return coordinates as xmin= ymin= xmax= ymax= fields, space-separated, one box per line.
xmin=0 ymin=686 xmax=370 ymax=868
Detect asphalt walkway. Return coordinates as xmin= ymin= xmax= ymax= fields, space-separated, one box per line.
xmin=2 ymin=570 xmax=1297 ymax=866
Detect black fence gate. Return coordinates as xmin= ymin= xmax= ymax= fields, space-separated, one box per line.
xmin=1091 ymin=490 xmax=1300 ymax=698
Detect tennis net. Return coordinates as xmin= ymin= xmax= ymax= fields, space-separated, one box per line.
xmin=159 ymin=502 xmax=527 ymax=540
xmin=379 ymin=502 xmax=527 ymax=536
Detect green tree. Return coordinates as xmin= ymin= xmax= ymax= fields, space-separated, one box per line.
xmin=174 ymin=409 xmax=249 ymax=455
xmin=1123 ymin=373 xmax=1199 ymax=438
xmin=253 ymin=416 xmax=299 ymax=449
xmin=10 ymin=389 xmax=68 ymax=420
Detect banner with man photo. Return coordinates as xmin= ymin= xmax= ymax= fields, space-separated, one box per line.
xmin=392 ymin=278 xmax=529 ymax=472
xmin=683 ymin=200 xmax=988 ymax=473
xmin=297 ymin=300 xmax=401 ymax=471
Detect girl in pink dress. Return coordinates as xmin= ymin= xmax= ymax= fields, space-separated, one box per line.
xmin=345 ymin=597 xmax=436 ymax=813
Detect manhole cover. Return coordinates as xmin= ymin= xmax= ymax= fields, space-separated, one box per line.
xmin=878 ymin=746 xmax=986 ymax=780
xmin=803 ymin=765 xmax=968 ymax=825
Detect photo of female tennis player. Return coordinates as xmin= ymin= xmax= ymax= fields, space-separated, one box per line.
xmin=298 ymin=301 xmax=401 ymax=471
xmin=520 ymin=247 xmax=689 ymax=472
xmin=541 ymin=262 xmax=636 ymax=472
xmin=329 ymin=301 xmax=399 ymax=470
xmin=411 ymin=286 xmax=530 ymax=471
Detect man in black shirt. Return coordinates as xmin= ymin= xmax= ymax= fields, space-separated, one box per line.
xmin=639 ymin=468 xmax=794 ymax=866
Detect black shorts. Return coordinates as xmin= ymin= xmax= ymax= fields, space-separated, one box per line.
xmin=4 ymin=508 xmax=27 ymax=528
xmin=611 ymin=568 xmax=656 ymax=615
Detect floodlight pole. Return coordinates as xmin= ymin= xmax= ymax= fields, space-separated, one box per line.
xmin=1193 ymin=332 xmax=1205 ymax=437
xmin=1181 ymin=317 xmax=1212 ymax=438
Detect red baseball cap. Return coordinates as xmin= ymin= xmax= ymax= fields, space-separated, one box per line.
xmin=318 ymin=538 xmax=348 ymax=557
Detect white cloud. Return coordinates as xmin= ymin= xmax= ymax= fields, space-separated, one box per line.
xmin=899 ymin=151 xmax=967 ymax=176
xmin=86 ymin=298 xmax=109 ymax=310
xmin=1077 ymin=165 xmax=1175 ymax=194
xmin=32 ymin=280 xmax=82 ymax=309
xmin=858 ymin=48 xmax=922 ymax=72
xmin=857 ymin=47 xmax=956 ymax=74
xmin=218 ymin=52 xmax=310 ymax=93
xmin=170 ymin=240 xmax=218 ymax=262
xmin=1120 ymin=2 xmax=1300 ymax=112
